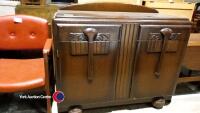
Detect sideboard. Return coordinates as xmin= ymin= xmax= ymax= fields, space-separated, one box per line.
xmin=52 ymin=10 xmax=191 ymax=112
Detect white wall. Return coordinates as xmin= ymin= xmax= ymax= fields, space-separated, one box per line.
xmin=0 ymin=1 xmax=20 ymax=16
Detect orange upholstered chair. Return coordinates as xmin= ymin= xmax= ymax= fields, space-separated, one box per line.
xmin=0 ymin=15 xmax=52 ymax=113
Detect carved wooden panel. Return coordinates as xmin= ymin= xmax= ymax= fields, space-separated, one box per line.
xmin=115 ymin=24 xmax=138 ymax=99
xmin=70 ymin=33 xmax=110 ymax=55
xmin=147 ymin=33 xmax=181 ymax=53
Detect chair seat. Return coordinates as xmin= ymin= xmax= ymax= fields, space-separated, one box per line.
xmin=0 ymin=58 xmax=45 ymax=92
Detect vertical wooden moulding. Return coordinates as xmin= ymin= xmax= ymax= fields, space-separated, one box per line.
xmin=115 ymin=24 xmax=138 ymax=99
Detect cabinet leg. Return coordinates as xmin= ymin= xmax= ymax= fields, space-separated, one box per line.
xmin=152 ymin=98 xmax=166 ymax=109
xmin=68 ymin=108 xmax=83 ymax=113
xmin=165 ymin=99 xmax=171 ymax=105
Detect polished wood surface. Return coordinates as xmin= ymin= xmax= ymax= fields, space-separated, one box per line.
xmin=78 ymin=0 xmax=136 ymax=4
xmin=132 ymin=25 xmax=189 ymax=98
xmin=60 ymin=2 xmax=158 ymax=13
xmin=53 ymin=10 xmax=190 ymax=112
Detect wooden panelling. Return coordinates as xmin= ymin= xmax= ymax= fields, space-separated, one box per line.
xmin=183 ymin=33 xmax=200 ymax=70
xmin=115 ymin=24 xmax=138 ymax=99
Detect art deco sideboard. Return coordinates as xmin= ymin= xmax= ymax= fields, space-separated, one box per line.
xmin=52 ymin=10 xmax=191 ymax=112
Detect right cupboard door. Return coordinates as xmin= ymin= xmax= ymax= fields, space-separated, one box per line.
xmin=131 ymin=25 xmax=190 ymax=99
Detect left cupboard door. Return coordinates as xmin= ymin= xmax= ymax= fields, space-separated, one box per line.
xmin=54 ymin=23 xmax=121 ymax=110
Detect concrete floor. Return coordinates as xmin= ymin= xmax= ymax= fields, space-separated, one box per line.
xmin=111 ymin=93 xmax=200 ymax=113
xmin=51 ymin=83 xmax=200 ymax=113
xmin=0 ymin=83 xmax=199 ymax=113
xmin=52 ymin=93 xmax=200 ymax=113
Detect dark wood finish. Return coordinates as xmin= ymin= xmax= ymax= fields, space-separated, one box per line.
xmin=52 ymin=10 xmax=191 ymax=112
xmin=115 ymin=24 xmax=138 ymax=99
xmin=155 ymin=28 xmax=173 ymax=78
xmin=131 ymin=25 xmax=190 ymax=99
xmin=60 ymin=2 xmax=158 ymax=13
xmin=83 ymin=28 xmax=97 ymax=82
xmin=54 ymin=23 xmax=120 ymax=109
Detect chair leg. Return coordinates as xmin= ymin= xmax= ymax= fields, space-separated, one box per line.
xmin=46 ymin=89 xmax=52 ymax=113
xmin=45 ymin=80 xmax=52 ymax=113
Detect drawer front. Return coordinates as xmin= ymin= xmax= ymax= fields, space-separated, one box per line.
xmin=55 ymin=24 xmax=121 ymax=107
xmin=131 ymin=25 xmax=190 ymax=99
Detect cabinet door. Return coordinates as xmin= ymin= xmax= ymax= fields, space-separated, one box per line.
xmin=55 ymin=24 xmax=121 ymax=107
xmin=131 ymin=25 xmax=190 ymax=98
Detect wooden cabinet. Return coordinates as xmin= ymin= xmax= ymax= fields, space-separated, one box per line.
xmin=53 ymin=11 xmax=190 ymax=112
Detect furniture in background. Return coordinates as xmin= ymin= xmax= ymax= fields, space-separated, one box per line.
xmin=177 ymin=2 xmax=200 ymax=84
xmin=16 ymin=0 xmax=58 ymax=37
xmin=20 ymin=0 xmax=50 ymax=5
xmin=191 ymin=2 xmax=200 ymax=32
xmin=53 ymin=3 xmax=190 ymax=113
xmin=15 ymin=5 xmax=58 ymax=23
xmin=178 ymin=34 xmax=200 ymax=83
xmin=0 ymin=15 xmax=53 ymax=113
xmin=144 ymin=1 xmax=195 ymax=20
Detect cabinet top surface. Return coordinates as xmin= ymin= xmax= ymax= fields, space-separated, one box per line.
xmin=55 ymin=10 xmax=189 ymax=21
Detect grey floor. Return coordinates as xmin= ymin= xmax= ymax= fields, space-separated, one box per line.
xmin=0 ymin=83 xmax=199 ymax=113
xmin=112 ymin=83 xmax=200 ymax=113
xmin=0 ymin=91 xmax=47 ymax=113
xmin=112 ymin=93 xmax=200 ymax=113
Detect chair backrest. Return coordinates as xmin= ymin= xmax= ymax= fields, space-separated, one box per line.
xmin=60 ymin=2 xmax=158 ymax=13
xmin=0 ymin=15 xmax=49 ymax=50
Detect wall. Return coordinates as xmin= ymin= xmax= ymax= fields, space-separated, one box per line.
xmin=0 ymin=1 xmax=19 ymax=16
